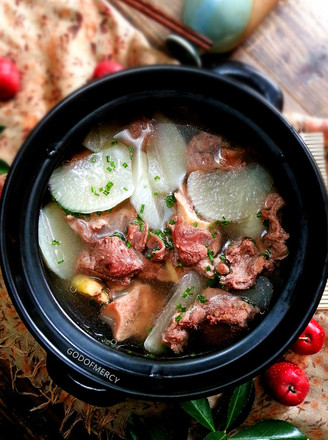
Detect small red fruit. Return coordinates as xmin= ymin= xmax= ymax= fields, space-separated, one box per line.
xmin=0 ymin=58 xmax=20 ymax=100
xmin=292 ymin=318 xmax=325 ymax=355
xmin=263 ymin=361 xmax=309 ymax=406
xmin=92 ymin=60 xmax=124 ymax=79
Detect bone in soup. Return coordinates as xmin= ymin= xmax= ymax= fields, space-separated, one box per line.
xmin=38 ymin=113 xmax=289 ymax=357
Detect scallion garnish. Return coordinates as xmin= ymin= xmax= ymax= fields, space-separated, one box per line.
xmin=197 ymin=294 xmax=208 ymax=303
xmin=154 ymin=175 xmax=160 ymax=181
xmin=52 ymin=240 xmax=60 ymax=246
xmin=193 ymin=222 xmax=198 ymax=227
xmin=122 ymin=162 xmax=128 ymax=168
xmin=166 ymin=193 xmax=176 ymax=208
xmin=140 ymin=204 xmax=145 ymax=214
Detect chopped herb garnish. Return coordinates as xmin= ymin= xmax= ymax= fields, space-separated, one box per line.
xmin=221 ymin=216 xmax=229 ymax=226
xmin=176 ymin=304 xmax=187 ymax=313
xmin=147 ymin=327 xmax=153 ymax=334
xmin=166 ymin=193 xmax=176 ymax=208
xmin=111 ymin=232 xmax=125 ymax=241
xmin=206 ymin=265 xmax=211 ymax=271
xmin=176 ymin=315 xmax=182 ymax=322
xmin=90 ymin=157 xmax=97 ymax=163
xmin=136 ymin=213 xmax=144 ymax=231
xmin=57 ymin=259 xmax=64 ymax=264
xmin=182 ymin=286 xmax=194 ymax=298
xmin=220 ymin=254 xmax=226 ymax=261
xmin=215 ymin=220 xmax=220 ymax=226
xmin=140 ymin=204 xmax=145 ymax=214
xmin=153 ymin=192 xmax=158 ymax=197
xmin=122 ymin=162 xmax=128 ymax=168
xmin=106 ymin=181 xmax=114 ymax=191
xmin=190 ymin=353 xmax=196 ymax=358
xmin=152 ymin=228 xmax=174 ymax=250
xmin=111 ymin=139 xmax=119 ymax=146
xmin=91 ymin=186 xmax=100 ymax=196
xmin=209 ymin=225 xmax=214 ymax=230
xmin=169 ymin=219 xmax=175 ymax=225
xmin=123 ymin=187 xmax=128 ymax=191
xmin=147 ymin=353 xmax=154 ymax=358
xmin=126 ymin=241 xmax=131 ymax=248
xmin=106 ymin=156 xmax=110 ymax=163
xmin=256 ymin=210 xmax=262 ymax=218
xmin=211 ymin=232 xmax=217 ymax=238
xmin=197 ymin=294 xmax=208 ymax=304
xmin=193 ymin=222 xmax=198 ymax=227
xmin=263 ymin=219 xmax=269 ymax=228
xmin=110 ymin=160 xmax=116 ymax=169
xmin=107 ymin=166 xmax=112 ymax=172
xmin=127 ymin=145 xmax=134 ymax=160
xmin=52 ymin=240 xmax=60 ymax=246
xmin=153 ymin=176 xmax=160 ymax=182
xmin=177 ymin=259 xmax=184 ymax=269
xmin=260 ymin=249 xmax=271 ymax=260
xmin=207 ymin=248 xmax=214 ymax=263
xmin=102 ymin=338 xmax=110 ymax=345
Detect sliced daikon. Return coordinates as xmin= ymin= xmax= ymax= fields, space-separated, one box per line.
xmin=144 ymin=271 xmax=207 ymax=354
xmin=187 ymin=164 xmax=273 ymax=222
xmin=49 ymin=144 xmax=134 ymax=214
xmin=38 ymin=202 xmax=84 ymax=279
xmin=130 ymin=151 xmax=172 ymax=229
xmin=147 ymin=118 xmax=187 ymax=194
xmin=83 ymin=123 xmax=128 ymax=152
xmin=239 ymin=276 xmax=273 ymax=311
xmin=226 ymin=213 xmax=266 ymax=241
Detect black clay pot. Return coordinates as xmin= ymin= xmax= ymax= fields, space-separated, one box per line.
xmin=1 ymin=65 xmax=327 ymax=406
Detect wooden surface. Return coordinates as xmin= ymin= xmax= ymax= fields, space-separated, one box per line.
xmin=1 ymin=0 xmax=328 ymax=438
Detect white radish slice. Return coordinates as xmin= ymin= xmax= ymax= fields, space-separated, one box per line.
xmin=187 ymin=164 xmax=273 ymax=222
xmin=38 ymin=202 xmax=84 ymax=279
xmin=147 ymin=118 xmax=187 ymax=194
xmin=83 ymin=123 xmax=128 ymax=152
xmin=49 ymin=144 xmax=134 ymax=214
xmin=226 ymin=213 xmax=266 ymax=241
xmin=130 ymin=151 xmax=172 ymax=229
xmin=144 ymin=271 xmax=207 ymax=354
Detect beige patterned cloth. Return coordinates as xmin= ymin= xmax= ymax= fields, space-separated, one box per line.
xmin=0 ymin=1 xmax=328 ymax=439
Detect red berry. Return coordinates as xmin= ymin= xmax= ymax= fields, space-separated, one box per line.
xmin=0 ymin=58 xmax=20 ymax=100
xmin=263 ymin=361 xmax=309 ymax=406
xmin=292 ymin=318 xmax=325 ymax=355
xmin=92 ymin=60 xmax=124 ymax=79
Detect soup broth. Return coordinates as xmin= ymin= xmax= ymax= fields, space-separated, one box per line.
xmin=39 ymin=111 xmax=289 ymax=358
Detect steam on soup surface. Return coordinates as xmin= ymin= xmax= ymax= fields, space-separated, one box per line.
xmin=38 ymin=114 xmax=289 ymax=357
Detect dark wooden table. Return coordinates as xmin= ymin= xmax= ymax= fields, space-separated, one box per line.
xmin=1 ymin=1 xmax=327 ymax=438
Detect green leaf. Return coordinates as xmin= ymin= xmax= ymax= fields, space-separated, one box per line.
xmin=181 ymin=398 xmax=216 ymax=432
xmin=0 ymin=126 xmax=5 ymax=135
xmin=204 ymin=431 xmax=228 ymax=440
xmin=231 ymin=420 xmax=307 ymax=439
xmin=0 ymin=159 xmax=9 ymax=174
xmin=226 ymin=381 xmax=254 ymax=431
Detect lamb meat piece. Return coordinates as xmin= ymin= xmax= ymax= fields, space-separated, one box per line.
xmin=261 ymin=193 xmax=289 ymax=261
xmin=66 ymin=204 xmax=136 ymax=244
xmin=101 ymin=283 xmax=164 ymax=342
xmin=128 ymin=117 xmax=153 ymax=140
xmin=146 ymin=232 xmax=166 ymax=261
xmin=187 ymin=131 xmax=246 ymax=173
xmin=139 ymin=259 xmax=179 ymax=283
xmin=163 ymin=288 xmax=259 ymax=353
xmin=170 ymin=216 xmax=221 ymax=266
xmin=76 ymin=236 xmax=143 ymax=281
xmin=127 ymin=222 xmax=149 ymax=251
xmin=220 ymin=239 xmax=266 ymax=290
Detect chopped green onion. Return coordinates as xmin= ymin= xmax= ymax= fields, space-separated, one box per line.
xmin=153 ymin=192 xmax=158 ymax=197
xmin=111 ymin=140 xmax=119 ymax=146
xmin=126 ymin=241 xmax=132 ymax=248
xmin=147 ymin=327 xmax=153 ymax=334
xmin=140 ymin=204 xmax=145 ymax=214
xmin=256 ymin=210 xmax=262 ymax=218
xmin=221 ymin=216 xmax=229 ymax=226
xmin=169 ymin=219 xmax=175 ymax=225
xmin=263 ymin=219 xmax=269 ymax=228
xmin=57 ymin=259 xmax=64 ymax=264
xmin=206 ymin=265 xmax=211 ymax=271
xmin=197 ymin=294 xmax=208 ymax=303
xmin=107 ymin=166 xmax=112 ymax=172
xmin=207 ymin=248 xmax=214 ymax=262
xmin=177 ymin=259 xmax=184 ymax=269
xmin=123 ymin=187 xmax=128 ymax=191
xmin=127 ymin=145 xmax=134 ymax=160
xmin=52 ymin=240 xmax=60 ymax=246
xmin=176 ymin=315 xmax=182 ymax=322
xmin=193 ymin=222 xmax=198 ymax=227
xmin=106 ymin=156 xmax=110 ymax=162
xmin=166 ymin=193 xmax=176 ymax=208
xmin=90 ymin=157 xmax=96 ymax=163
xmin=122 ymin=162 xmax=128 ymax=168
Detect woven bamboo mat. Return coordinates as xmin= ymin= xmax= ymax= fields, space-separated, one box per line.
xmin=301 ymin=132 xmax=328 ymax=310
